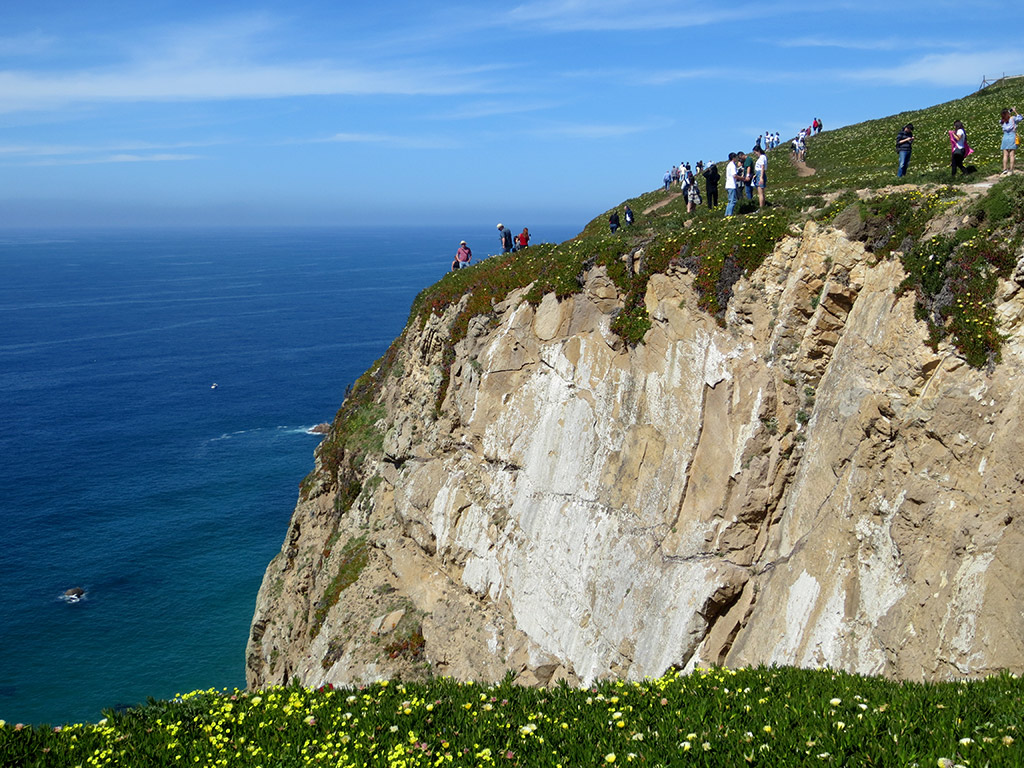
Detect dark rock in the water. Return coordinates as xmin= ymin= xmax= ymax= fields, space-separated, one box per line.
xmin=64 ymin=587 xmax=85 ymax=599
xmin=309 ymin=423 xmax=331 ymax=435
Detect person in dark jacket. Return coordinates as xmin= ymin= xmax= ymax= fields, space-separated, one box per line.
xmin=702 ymin=163 xmax=720 ymax=208
xmin=609 ymin=211 xmax=620 ymax=233
xmin=896 ymin=123 xmax=914 ymax=178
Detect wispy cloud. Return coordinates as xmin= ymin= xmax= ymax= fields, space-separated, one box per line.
xmin=0 ymin=32 xmax=57 ymax=57
xmin=500 ymin=0 xmax=771 ymax=31
xmin=842 ymin=51 xmax=1024 ymax=87
xmin=774 ymin=35 xmax=975 ymax=52
xmin=24 ymin=153 xmax=202 ymax=166
xmin=0 ymin=140 xmax=223 ymax=157
xmin=0 ymin=14 xmax=495 ymax=114
xmin=0 ymin=63 xmax=494 ymax=113
xmin=313 ymin=132 xmax=460 ymax=150
xmin=424 ymin=99 xmax=559 ymax=120
xmin=536 ymin=121 xmax=651 ymax=139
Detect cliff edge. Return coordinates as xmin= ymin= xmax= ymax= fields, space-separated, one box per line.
xmin=246 ymin=206 xmax=1024 ymax=689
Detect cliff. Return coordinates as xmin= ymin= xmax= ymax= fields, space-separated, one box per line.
xmin=246 ymin=203 xmax=1024 ymax=688
xmin=247 ymin=81 xmax=1024 ymax=689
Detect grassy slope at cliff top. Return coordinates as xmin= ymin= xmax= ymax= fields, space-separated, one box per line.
xmin=408 ymin=78 xmax=1024 ymax=353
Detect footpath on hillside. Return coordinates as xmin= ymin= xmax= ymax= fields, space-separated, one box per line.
xmin=791 ymin=155 xmax=815 ymax=177
xmin=643 ymin=190 xmax=680 ymax=214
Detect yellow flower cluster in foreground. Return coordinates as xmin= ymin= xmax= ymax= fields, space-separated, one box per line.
xmin=2 ymin=666 xmax=1023 ymax=767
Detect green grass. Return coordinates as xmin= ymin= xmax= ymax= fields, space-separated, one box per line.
xmin=4 ymin=667 xmax=1022 ymax=767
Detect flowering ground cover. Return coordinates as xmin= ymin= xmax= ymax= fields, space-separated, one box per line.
xmin=3 ymin=667 xmax=1022 ymax=767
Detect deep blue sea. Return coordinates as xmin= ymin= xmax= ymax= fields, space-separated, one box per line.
xmin=0 ymin=224 xmax=578 ymax=725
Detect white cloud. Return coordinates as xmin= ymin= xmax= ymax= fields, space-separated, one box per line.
xmin=23 ymin=153 xmax=201 ymax=167
xmin=425 ymin=99 xmax=559 ymax=120
xmin=315 ymin=132 xmax=459 ymax=150
xmin=501 ymin=0 xmax=765 ymax=31
xmin=0 ymin=32 xmax=57 ymax=57
xmin=843 ymin=51 xmax=1024 ymax=87
xmin=538 ymin=121 xmax=650 ymax=139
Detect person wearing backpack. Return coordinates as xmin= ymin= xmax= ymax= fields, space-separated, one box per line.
xmin=896 ymin=123 xmax=914 ymax=178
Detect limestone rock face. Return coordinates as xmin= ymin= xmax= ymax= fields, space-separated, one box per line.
xmin=246 ymin=221 xmax=1024 ymax=691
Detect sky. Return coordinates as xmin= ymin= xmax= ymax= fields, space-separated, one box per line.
xmin=1 ymin=0 xmax=1022 ymax=228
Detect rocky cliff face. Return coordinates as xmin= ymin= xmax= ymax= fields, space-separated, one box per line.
xmin=246 ymin=217 xmax=1024 ymax=691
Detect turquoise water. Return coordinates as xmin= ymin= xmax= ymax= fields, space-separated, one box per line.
xmin=0 ymin=225 xmax=578 ymax=725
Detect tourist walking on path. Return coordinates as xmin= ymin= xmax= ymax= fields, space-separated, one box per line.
xmin=453 ymin=240 xmax=472 ymax=270
xmin=624 ymin=206 xmax=634 ymax=226
xmin=518 ymin=228 xmax=530 ymax=249
xmin=686 ymin=173 xmax=702 ymax=212
xmin=1000 ymin=108 xmax=1023 ymax=174
xmin=609 ymin=210 xmax=620 ymax=233
xmin=702 ymin=163 xmax=720 ymax=208
xmin=753 ymin=146 xmax=767 ymax=208
xmin=950 ymin=120 xmax=971 ymax=177
xmin=724 ymin=153 xmax=739 ymax=217
xmin=896 ymin=123 xmax=914 ymax=178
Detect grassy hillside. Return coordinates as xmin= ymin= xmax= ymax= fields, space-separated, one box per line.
xmin=408 ymin=77 xmax=1024 ymax=363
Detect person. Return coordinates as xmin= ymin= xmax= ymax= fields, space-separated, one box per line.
xmin=518 ymin=228 xmax=530 ymax=249
xmin=454 ymin=240 xmax=472 ymax=269
xmin=950 ymin=120 xmax=971 ymax=177
xmin=686 ymin=173 xmax=702 ymax=212
xmin=724 ymin=153 xmax=739 ymax=216
xmin=663 ymin=169 xmax=672 ymax=191
xmin=624 ymin=205 xmax=634 ymax=226
xmin=1000 ymin=108 xmax=1023 ymax=174
xmin=741 ymin=150 xmax=755 ymax=199
xmin=896 ymin=123 xmax=914 ymax=178
xmin=609 ymin=210 xmax=620 ymax=233
xmin=497 ymin=223 xmax=514 ymax=253
xmin=753 ymin=145 xmax=767 ymax=208
xmin=702 ymin=162 xmax=720 ymax=208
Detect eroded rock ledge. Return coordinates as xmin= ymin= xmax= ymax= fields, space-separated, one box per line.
xmin=247 ymin=220 xmax=1024 ymax=691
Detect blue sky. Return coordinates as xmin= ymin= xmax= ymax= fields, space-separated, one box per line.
xmin=1 ymin=0 xmax=1021 ymax=228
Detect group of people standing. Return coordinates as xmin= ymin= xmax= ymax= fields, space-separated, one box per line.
xmin=449 ymin=223 xmax=532 ymax=271
xmin=896 ymin=107 xmax=1024 ymax=179
xmin=724 ymin=147 xmax=768 ymax=215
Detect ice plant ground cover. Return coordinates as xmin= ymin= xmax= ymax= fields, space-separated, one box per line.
xmin=2 ymin=667 xmax=1022 ymax=767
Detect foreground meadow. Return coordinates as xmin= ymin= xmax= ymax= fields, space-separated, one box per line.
xmin=2 ymin=667 xmax=1021 ymax=767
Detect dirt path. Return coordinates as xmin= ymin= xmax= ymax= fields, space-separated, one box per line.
xmin=791 ymin=155 xmax=816 ymax=177
xmin=643 ymin=191 xmax=681 ymax=214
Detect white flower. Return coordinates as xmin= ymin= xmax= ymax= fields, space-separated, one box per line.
xmin=830 ymin=698 xmax=842 ymax=706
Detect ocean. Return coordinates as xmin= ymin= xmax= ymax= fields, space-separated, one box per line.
xmin=0 ymin=224 xmax=579 ymax=726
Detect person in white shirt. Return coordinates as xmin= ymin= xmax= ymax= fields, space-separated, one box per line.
xmin=753 ymin=146 xmax=768 ymax=208
xmin=724 ymin=152 xmax=739 ymax=216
